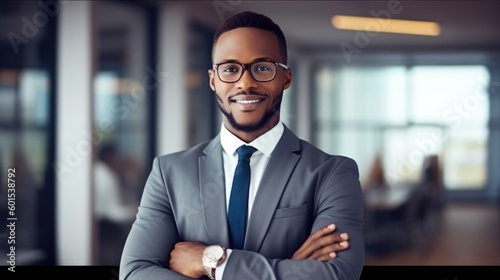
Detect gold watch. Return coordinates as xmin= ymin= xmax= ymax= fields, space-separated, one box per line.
xmin=202 ymin=245 xmax=226 ymax=280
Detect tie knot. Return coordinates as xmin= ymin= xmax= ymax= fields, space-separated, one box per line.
xmin=236 ymin=145 xmax=257 ymax=162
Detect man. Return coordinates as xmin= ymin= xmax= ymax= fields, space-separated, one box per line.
xmin=120 ymin=11 xmax=364 ymax=280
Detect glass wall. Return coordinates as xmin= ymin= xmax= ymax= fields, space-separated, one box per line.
xmin=313 ymin=63 xmax=489 ymax=191
xmin=0 ymin=1 xmax=57 ymax=265
xmin=186 ymin=22 xmax=219 ymax=146
xmin=408 ymin=66 xmax=489 ymax=189
xmin=93 ymin=1 xmax=156 ymax=265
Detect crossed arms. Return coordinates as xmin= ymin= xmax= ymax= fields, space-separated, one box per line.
xmin=169 ymin=223 xmax=350 ymax=278
xmin=120 ymin=155 xmax=365 ymax=280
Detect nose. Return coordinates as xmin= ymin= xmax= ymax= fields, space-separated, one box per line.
xmin=235 ymin=68 xmax=258 ymax=91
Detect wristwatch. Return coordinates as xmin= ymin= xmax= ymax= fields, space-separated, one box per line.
xmin=202 ymin=245 xmax=226 ymax=280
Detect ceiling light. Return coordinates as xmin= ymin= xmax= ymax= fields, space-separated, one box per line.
xmin=332 ymin=15 xmax=441 ymax=36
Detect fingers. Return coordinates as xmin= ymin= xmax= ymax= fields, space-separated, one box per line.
xmin=292 ymin=224 xmax=350 ymax=261
xmin=292 ymin=224 xmax=337 ymax=260
xmin=302 ymin=224 xmax=337 ymax=249
xmin=311 ymin=232 xmax=348 ymax=252
xmin=308 ymin=235 xmax=350 ymax=261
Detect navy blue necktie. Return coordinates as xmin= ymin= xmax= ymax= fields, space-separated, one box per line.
xmin=227 ymin=145 xmax=257 ymax=250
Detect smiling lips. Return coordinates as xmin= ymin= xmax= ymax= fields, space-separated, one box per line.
xmin=234 ymin=99 xmax=262 ymax=104
xmin=230 ymin=96 xmax=265 ymax=110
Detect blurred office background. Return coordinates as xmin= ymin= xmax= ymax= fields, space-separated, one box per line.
xmin=0 ymin=0 xmax=499 ymax=266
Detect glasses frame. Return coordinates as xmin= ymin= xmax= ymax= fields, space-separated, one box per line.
xmin=212 ymin=61 xmax=289 ymax=83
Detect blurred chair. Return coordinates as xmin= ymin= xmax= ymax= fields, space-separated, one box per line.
xmin=421 ymin=155 xmax=445 ymax=210
xmin=362 ymin=153 xmax=387 ymax=192
xmin=409 ymin=155 xmax=445 ymax=255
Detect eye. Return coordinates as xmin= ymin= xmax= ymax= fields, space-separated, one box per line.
xmin=221 ymin=64 xmax=241 ymax=74
xmin=255 ymin=65 xmax=271 ymax=72
xmin=253 ymin=62 xmax=274 ymax=73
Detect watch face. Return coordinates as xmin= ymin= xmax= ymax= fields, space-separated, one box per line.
xmin=206 ymin=246 xmax=224 ymax=261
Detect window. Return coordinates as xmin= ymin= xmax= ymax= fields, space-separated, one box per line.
xmin=0 ymin=0 xmax=58 ymax=264
xmin=314 ymin=63 xmax=489 ymax=190
xmin=93 ymin=1 xmax=156 ymax=265
xmin=409 ymin=66 xmax=489 ymax=189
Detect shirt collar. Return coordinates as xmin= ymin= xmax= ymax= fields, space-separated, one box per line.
xmin=220 ymin=122 xmax=284 ymax=158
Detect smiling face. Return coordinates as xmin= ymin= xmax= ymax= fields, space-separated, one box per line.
xmin=209 ymin=27 xmax=292 ymax=142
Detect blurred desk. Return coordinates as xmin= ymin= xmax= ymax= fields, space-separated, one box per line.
xmin=363 ymin=184 xmax=420 ymax=255
xmin=364 ymin=185 xmax=415 ymax=210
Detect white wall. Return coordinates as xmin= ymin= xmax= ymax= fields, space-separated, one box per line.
xmin=56 ymin=1 xmax=95 ymax=265
xmin=157 ymin=3 xmax=190 ymax=156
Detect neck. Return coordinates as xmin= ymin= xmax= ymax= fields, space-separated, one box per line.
xmin=224 ymin=118 xmax=279 ymax=143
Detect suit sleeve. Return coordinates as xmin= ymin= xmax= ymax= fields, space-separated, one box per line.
xmin=119 ymin=157 xmax=194 ymax=280
xmin=221 ymin=157 xmax=365 ymax=280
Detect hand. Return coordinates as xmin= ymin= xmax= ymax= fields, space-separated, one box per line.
xmin=292 ymin=224 xmax=349 ymax=261
xmin=169 ymin=241 xmax=207 ymax=278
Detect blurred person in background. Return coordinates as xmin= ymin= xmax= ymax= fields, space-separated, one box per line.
xmin=120 ymin=11 xmax=364 ymax=280
xmin=119 ymin=156 xmax=145 ymax=207
xmin=94 ymin=142 xmax=136 ymax=265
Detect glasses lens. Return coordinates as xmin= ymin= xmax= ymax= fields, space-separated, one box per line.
xmin=217 ymin=63 xmax=242 ymax=82
xmin=251 ymin=62 xmax=276 ymax=82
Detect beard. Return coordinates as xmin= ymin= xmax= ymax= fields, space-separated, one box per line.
xmin=215 ymin=90 xmax=283 ymax=133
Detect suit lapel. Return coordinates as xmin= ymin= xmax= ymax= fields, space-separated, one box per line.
xmin=199 ymin=136 xmax=230 ymax=247
xmin=245 ymin=127 xmax=301 ymax=252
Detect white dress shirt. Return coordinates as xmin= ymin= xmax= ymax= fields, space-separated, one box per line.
xmin=216 ymin=121 xmax=284 ymax=279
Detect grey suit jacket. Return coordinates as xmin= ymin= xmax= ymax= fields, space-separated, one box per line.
xmin=120 ymin=127 xmax=365 ymax=280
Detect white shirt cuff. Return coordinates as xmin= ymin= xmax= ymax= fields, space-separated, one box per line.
xmin=215 ymin=249 xmax=232 ymax=280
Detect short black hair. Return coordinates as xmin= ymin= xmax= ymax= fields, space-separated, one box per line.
xmin=212 ymin=11 xmax=288 ymax=64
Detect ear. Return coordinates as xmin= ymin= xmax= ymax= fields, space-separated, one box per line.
xmin=283 ymin=68 xmax=292 ymax=90
xmin=208 ymin=69 xmax=216 ymax=91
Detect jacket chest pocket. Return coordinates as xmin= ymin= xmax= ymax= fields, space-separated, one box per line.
xmin=273 ymin=203 xmax=309 ymax=219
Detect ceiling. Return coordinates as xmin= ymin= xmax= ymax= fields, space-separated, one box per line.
xmin=167 ymin=0 xmax=500 ymax=53
xmin=2 ymin=1 xmax=499 ymax=57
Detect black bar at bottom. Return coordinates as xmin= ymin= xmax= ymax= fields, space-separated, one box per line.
xmin=1 ymin=265 xmax=499 ymax=279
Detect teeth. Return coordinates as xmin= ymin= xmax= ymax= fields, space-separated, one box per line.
xmin=235 ymin=99 xmax=261 ymax=104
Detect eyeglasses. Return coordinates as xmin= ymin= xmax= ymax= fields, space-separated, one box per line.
xmin=213 ymin=61 xmax=288 ymax=83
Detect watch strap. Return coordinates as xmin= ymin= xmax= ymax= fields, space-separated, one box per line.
xmin=204 ymin=266 xmax=215 ymax=280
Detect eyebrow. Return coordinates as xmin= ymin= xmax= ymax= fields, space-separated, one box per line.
xmin=216 ymin=57 xmax=277 ymax=64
